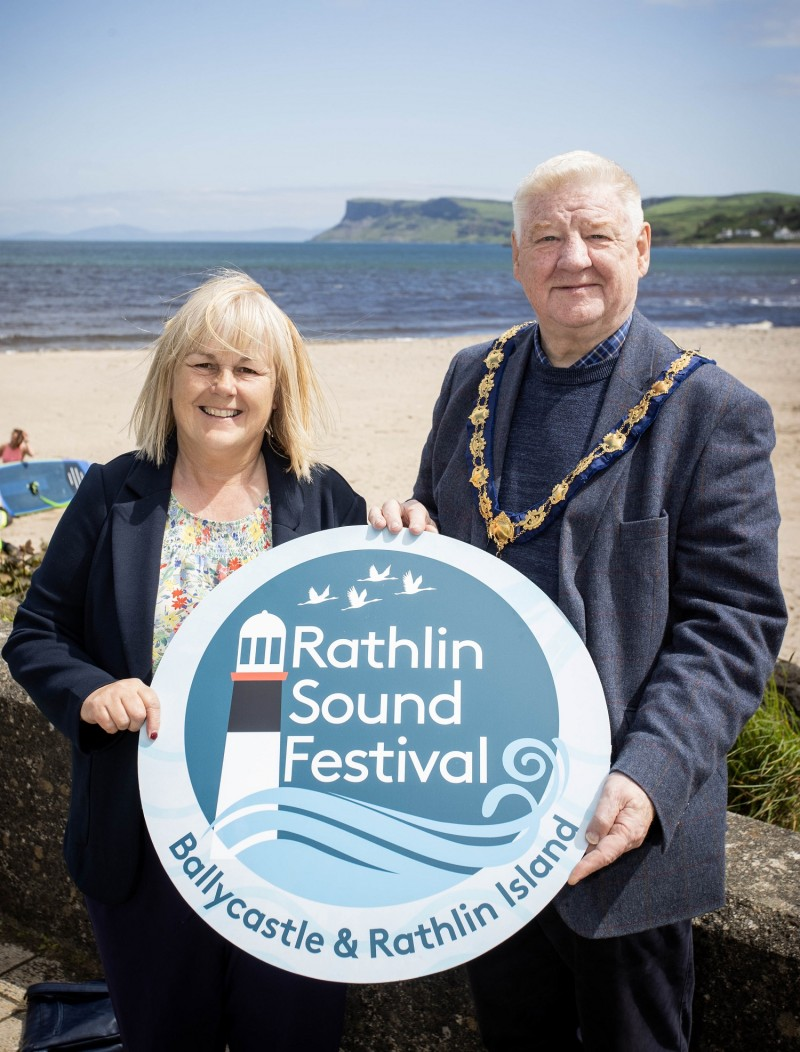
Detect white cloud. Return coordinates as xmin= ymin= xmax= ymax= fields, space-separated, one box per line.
xmin=753 ymin=3 xmax=800 ymax=46
xmin=642 ymin=0 xmax=720 ymax=7
xmin=774 ymin=72 xmax=800 ymax=92
xmin=756 ymin=21 xmax=800 ymax=46
xmin=643 ymin=0 xmax=800 ymax=46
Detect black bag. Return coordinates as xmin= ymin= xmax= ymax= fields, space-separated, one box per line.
xmin=19 ymin=981 xmax=122 ymax=1052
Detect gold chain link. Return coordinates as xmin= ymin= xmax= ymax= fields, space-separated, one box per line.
xmin=468 ymin=325 xmax=696 ymax=554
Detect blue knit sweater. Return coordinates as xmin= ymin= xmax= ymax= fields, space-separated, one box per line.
xmin=500 ymin=354 xmax=618 ymax=602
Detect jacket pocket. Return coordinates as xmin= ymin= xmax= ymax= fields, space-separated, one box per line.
xmin=615 ymin=513 xmax=670 ymax=656
xmin=576 ymin=512 xmax=672 ymax=750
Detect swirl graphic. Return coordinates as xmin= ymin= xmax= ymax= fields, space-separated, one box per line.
xmin=208 ymin=738 xmax=566 ymax=906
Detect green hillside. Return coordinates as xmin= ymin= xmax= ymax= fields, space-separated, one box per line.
xmin=314 ymin=193 xmax=800 ymax=245
xmin=313 ymin=198 xmax=513 ymax=243
xmin=643 ymin=193 xmax=800 ymax=243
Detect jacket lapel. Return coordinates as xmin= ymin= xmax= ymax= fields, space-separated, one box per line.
xmin=264 ymin=442 xmax=304 ymax=545
xmin=586 ymin=311 xmax=658 ymax=450
xmin=111 ymin=453 xmax=173 ymax=681
xmin=558 ymin=311 xmax=659 ymax=631
xmin=469 ymin=327 xmax=536 ymax=549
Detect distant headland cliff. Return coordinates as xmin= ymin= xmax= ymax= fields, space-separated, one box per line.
xmin=314 ymin=197 xmax=513 ymax=244
xmin=314 ymin=193 xmax=800 ymax=246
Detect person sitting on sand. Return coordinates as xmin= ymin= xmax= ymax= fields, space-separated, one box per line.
xmin=1 ymin=428 xmax=35 ymax=462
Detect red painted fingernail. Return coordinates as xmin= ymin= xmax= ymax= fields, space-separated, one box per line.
xmin=150 ymin=732 xmax=158 ymax=741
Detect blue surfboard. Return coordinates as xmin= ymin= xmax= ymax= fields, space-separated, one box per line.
xmin=0 ymin=458 xmax=91 ymax=520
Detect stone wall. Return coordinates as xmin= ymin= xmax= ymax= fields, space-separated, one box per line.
xmin=1 ymin=624 xmax=798 ymax=1051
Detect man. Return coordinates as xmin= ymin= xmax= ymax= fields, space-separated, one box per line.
xmin=369 ymin=151 xmax=786 ymax=1051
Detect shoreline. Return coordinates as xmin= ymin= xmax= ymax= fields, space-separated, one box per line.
xmin=1 ymin=237 xmax=798 ymax=246
xmin=1 ymin=327 xmax=798 ymax=660
xmin=0 ymin=318 xmax=795 ymax=355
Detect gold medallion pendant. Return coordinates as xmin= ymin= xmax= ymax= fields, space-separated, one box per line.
xmin=467 ymin=326 xmax=700 ymax=555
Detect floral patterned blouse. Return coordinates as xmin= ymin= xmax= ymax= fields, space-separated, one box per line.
xmin=152 ymin=492 xmax=273 ymax=670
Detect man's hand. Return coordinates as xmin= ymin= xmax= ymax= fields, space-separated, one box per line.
xmin=368 ymin=498 xmax=439 ymax=536
xmin=568 ymin=772 xmax=655 ymax=885
xmin=80 ymin=678 xmax=161 ymax=740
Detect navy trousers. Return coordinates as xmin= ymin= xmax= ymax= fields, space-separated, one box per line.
xmin=85 ymin=835 xmax=346 ymax=1052
xmin=466 ymin=903 xmax=694 ymax=1052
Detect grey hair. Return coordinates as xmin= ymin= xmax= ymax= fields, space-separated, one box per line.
xmin=512 ymin=150 xmax=645 ymax=239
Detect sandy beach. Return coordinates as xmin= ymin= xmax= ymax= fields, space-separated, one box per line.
xmin=2 ymin=326 xmax=798 ymax=659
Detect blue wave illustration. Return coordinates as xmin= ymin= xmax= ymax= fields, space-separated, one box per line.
xmin=208 ymin=738 xmax=566 ymax=906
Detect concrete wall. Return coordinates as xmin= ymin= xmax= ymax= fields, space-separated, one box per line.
xmin=1 ymin=624 xmax=798 ymax=1051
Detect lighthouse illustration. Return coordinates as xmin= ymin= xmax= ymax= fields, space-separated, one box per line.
xmin=213 ymin=610 xmax=288 ymax=853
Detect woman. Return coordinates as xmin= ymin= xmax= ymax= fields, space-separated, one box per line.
xmin=3 ymin=271 xmax=365 ymax=1051
xmin=1 ymin=427 xmax=34 ymax=461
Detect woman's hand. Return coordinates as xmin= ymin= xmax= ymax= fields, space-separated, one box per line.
xmin=368 ymin=498 xmax=438 ymax=536
xmin=80 ymin=679 xmax=161 ymax=740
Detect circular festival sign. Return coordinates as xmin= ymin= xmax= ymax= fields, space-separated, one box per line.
xmin=139 ymin=526 xmax=610 ymax=982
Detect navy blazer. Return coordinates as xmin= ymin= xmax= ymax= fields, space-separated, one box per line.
xmin=3 ymin=438 xmax=366 ymax=903
xmin=413 ymin=310 xmax=786 ymax=937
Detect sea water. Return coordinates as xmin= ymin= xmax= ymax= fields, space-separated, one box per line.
xmin=0 ymin=241 xmax=798 ymax=351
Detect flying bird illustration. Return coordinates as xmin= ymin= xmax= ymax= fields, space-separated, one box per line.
xmin=358 ymin=564 xmax=397 ymax=582
xmin=298 ymin=585 xmax=338 ymax=605
xmin=343 ymin=585 xmax=381 ymax=610
xmin=396 ymin=571 xmax=436 ymax=595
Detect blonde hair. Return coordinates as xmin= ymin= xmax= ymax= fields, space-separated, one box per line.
xmin=513 ymin=150 xmax=644 ymax=239
xmin=131 ymin=269 xmax=333 ymax=480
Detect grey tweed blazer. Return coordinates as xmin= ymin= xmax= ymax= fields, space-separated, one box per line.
xmin=413 ymin=309 xmax=786 ymax=937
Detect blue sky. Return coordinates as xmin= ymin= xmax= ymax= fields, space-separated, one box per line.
xmin=1 ymin=0 xmax=797 ymax=236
